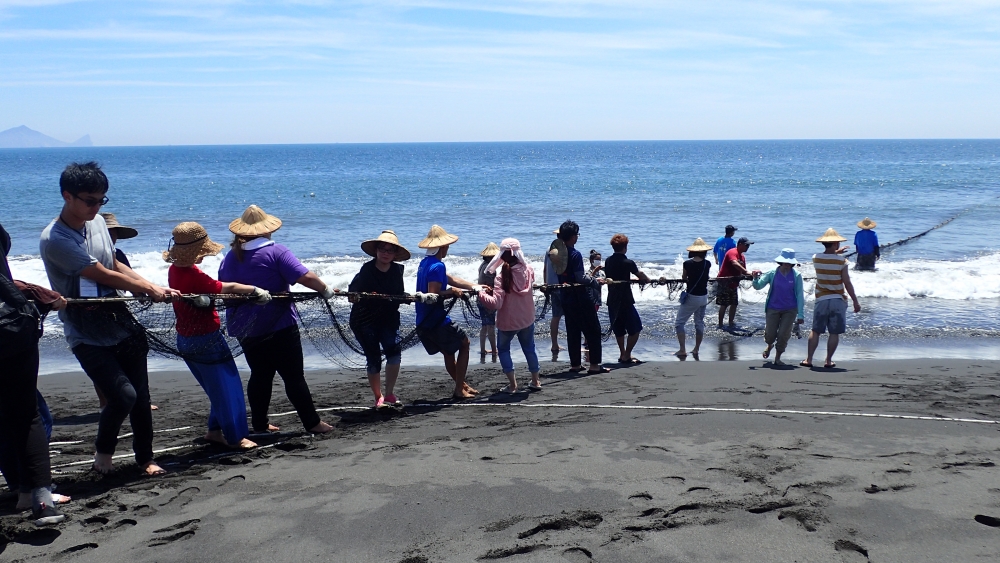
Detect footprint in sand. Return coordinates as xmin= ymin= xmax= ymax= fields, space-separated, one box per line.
xmin=834 ymin=539 xmax=870 ymax=561
xmin=561 ymin=547 xmax=594 ymax=562
xmin=148 ymin=519 xmax=200 ymax=547
xmin=53 ymin=543 xmax=99 ymax=560
xmin=159 ymin=486 xmax=200 ymax=508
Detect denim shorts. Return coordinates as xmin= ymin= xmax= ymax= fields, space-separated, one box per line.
xmin=812 ymin=298 xmax=848 ymax=335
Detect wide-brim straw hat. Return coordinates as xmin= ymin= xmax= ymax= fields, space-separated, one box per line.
xmin=480 ymin=242 xmax=500 ymax=257
xmin=775 ymin=248 xmax=798 ymax=265
xmin=816 ymin=227 xmax=847 ymax=243
xmin=100 ymin=212 xmax=138 ymax=239
xmin=417 ymin=225 xmax=459 ymax=249
xmin=548 ymin=239 xmax=568 ymax=275
xmin=361 ymin=230 xmax=411 ymax=262
xmin=229 ymin=204 xmax=282 ymax=237
xmin=857 ymin=217 xmax=877 ymax=230
xmin=686 ymin=237 xmax=712 ymax=252
xmin=163 ymin=222 xmax=225 ymax=265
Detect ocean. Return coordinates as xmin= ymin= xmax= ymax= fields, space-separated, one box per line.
xmin=3 ymin=140 xmax=999 ymax=372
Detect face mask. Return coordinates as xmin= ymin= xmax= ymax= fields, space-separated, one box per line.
xmin=591 ymin=259 xmax=601 ymax=267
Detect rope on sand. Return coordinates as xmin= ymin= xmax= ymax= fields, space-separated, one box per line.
xmin=407 ymin=400 xmax=1000 ymax=425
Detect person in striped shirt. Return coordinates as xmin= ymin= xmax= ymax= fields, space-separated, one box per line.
xmin=803 ymin=228 xmax=861 ymax=369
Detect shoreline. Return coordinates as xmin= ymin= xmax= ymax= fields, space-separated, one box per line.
xmin=37 ymin=332 xmax=1000 ymax=376
xmin=4 ymin=358 xmax=1000 ymax=561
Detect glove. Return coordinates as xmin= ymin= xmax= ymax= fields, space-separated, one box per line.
xmin=189 ymin=295 xmax=212 ymax=308
xmin=251 ymin=287 xmax=272 ymax=305
xmin=321 ymin=286 xmax=337 ymax=300
xmin=415 ymin=292 xmax=438 ymax=305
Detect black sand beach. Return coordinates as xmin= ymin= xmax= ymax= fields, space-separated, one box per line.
xmin=3 ymin=358 xmax=1000 ymax=561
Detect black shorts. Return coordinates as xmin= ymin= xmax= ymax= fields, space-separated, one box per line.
xmin=716 ymin=286 xmax=739 ymax=307
xmin=417 ymin=321 xmax=468 ymax=356
xmin=609 ymin=303 xmax=643 ymax=337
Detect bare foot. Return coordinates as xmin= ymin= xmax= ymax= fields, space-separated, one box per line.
xmin=141 ymin=461 xmax=166 ymax=476
xmin=150 ymin=404 xmax=159 ymax=411
xmin=463 ymin=383 xmax=479 ymax=395
xmin=453 ymin=388 xmax=475 ymax=399
xmin=92 ymin=453 xmax=114 ymax=474
xmin=237 ymin=438 xmax=258 ymax=449
xmin=204 ymin=430 xmax=226 ymax=445
xmin=267 ymin=423 xmax=280 ymax=432
xmin=308 ymin=421 xmax=334 ymax=434
xmin=16 ymin=492 xmax=72 ymax=511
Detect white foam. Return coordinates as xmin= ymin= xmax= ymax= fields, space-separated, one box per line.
xmin=9 ymin=250 xmax=1000 ymax=302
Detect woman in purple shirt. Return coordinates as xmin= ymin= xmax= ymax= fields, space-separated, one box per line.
xmin=751 ymin=248 xmax=805 ymax=366
xmin=219 ymin=205 xmax=335 ymax=434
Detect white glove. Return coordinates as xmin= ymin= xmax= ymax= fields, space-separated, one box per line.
xmin=415 ymin=292 xmax=438 ymax=305
xmin=251 ymin=287 xmax=272 ymax=305
xmin=321 ymin=286 xmax=336 ymax=300
xmin=190 ymin=295 xmax=212 ymax=308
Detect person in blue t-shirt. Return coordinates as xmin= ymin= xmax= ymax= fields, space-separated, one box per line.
xmin=415 ymin=225 xmax=488 ymax=400
xmin=854 ymin=217 xmax=880 ymax=271
xmin=713 ymin=225 xmax=738 ymax=270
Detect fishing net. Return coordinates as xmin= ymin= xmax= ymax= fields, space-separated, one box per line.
xmin=59 ymin=277 xmax=711 ymax=370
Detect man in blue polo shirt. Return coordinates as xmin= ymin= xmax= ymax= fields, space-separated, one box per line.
xmin=854 ymin=217 xmax=880 ymax=271
xmin=713 ymin=225 xmax=737 ymax=270
xmin=415 ymin=225 xmax=486 ymax=400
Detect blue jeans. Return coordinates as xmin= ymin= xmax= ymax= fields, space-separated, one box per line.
xmin=498 ymin=324 xmax=540 ymax=374
xmin=178 ymin=331 xmax=250 ymax=445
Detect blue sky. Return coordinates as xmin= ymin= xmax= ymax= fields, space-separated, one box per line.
xmin=1 ymin=0 xmax=998 ymax=145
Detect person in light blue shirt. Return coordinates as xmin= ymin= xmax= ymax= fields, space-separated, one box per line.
xmin=713 ymin=225 xmax=737 ymax=269
xmin=854 ymin=217 xmax=880 ymax=271
xmin=752 ymin=249 xmax=805 ymax=366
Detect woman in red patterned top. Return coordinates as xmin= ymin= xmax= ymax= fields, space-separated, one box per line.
xmin=165 ymin=222 xmax=270 ymax=449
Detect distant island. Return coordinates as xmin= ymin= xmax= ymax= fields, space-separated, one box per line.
xmin=0 ymin=125 xmax=92 ymax=148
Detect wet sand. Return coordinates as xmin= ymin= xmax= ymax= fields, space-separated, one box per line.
xmin=3 ymin=357 xmax=1000 ymax=561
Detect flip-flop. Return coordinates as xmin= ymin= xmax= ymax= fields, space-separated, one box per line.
xmin=799 ymin=361 xmax=813 ymax=368
xmin=587 ymin=367 xmax=612 ymax=375
xmin=824 ymin=362 xmax=837 ymax=369
xmin=528 ymin=383 xmax=542 ymax=391
xmin=763 ymin=344 xmax=772 ymax=359
xmin=569 ymin=366 xmax=586 ymax=373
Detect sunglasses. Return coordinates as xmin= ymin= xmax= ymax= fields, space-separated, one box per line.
xmin=376 ymin=246 xmax=397 ymax=254
xmin=73 ymin=194 xmax=109 ymax=208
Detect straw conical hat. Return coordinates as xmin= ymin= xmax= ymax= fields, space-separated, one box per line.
xmin=100 ymin=212 xmax=138 ymax=239
xmin=480 ymin=242 xmax=500 ymax=257
xmin=229 ymin=205 xmax=282 ymax=237
xmin=857 ymin=217 xmax=877 ymax=230
xmin=686 ymin=237 xmax=712 ymax=252
xmin=417 ymin=225 xmax=458 ymax=249
xmin=360 ymin=230 xmax=411 ymax=262
xmin=547 ymin=239 xmax=568 ymax=275
xmin=816 ymin=227 xmax=847 ymax=243
xmin=163 ymin=222 xmax=224 ymax=265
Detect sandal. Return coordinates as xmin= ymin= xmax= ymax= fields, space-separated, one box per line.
xmin=762 ymin=344 xmax=772 ymax=359
xmin=569 ymin=366 xmax=586 ymax=373
xmin=528 ymin=383 xmax=542 ymax=391
xmin=497 ymin=385 xmax=521 ymax=394
xmin=824 ymin=362 xmax=837 ymax=369
xmin=799 ymin=360 xmax=813 ymax=368
xmin=587 ymin=367 xmax=612 ymax=375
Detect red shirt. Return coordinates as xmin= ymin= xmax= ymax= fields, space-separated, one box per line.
xmin=168 ymin=264 xmax=224 ymax=337
xmin=717 ymin=247 xmax=746 ymax=289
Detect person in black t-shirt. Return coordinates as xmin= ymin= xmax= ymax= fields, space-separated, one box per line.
xmin=350 ymin=230 xmax=410 ymax=408
xmin=604 ymin=234 xmax=658 ymax=364
xmin=675 ymin=238 xmax=713 ymax=358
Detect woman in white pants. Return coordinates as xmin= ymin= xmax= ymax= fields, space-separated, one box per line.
xmin=675 ymin=238 xmax=713 ymax=358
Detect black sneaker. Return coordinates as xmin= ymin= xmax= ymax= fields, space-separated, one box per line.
xmin=32 ymin=503 xmax=65 ymax=527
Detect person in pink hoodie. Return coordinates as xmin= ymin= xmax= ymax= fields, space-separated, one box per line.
xmin=477 ymin=238 xmax=542 ymax=393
